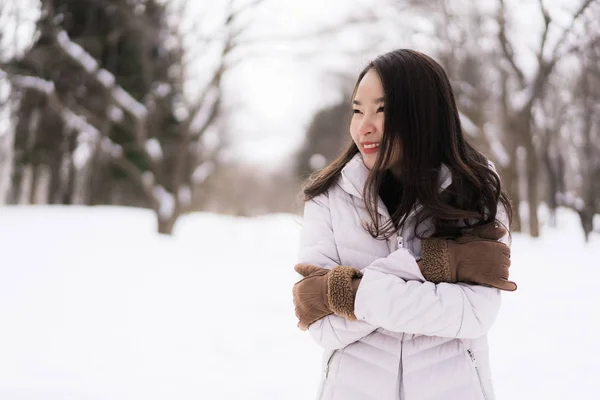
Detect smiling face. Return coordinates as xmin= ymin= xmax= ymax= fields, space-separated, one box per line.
xmin=350 ymin=68 xmax=385 ymax=170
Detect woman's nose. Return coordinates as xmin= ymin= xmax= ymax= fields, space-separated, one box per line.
xmin=359 ymin=117 xmax=375 ymax=136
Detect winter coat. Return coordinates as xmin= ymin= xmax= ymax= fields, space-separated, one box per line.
xmin=297 ymin=153 xmax=508 ymax=400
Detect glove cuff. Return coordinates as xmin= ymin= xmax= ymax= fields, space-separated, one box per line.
xmin=420 ymin=238 xmax=454 ymax=283
xmin=327 ymin=266 xmax=363 ymax=320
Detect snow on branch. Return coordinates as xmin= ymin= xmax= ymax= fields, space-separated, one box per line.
xmin=191 ymin=161 xmax=215 ymax=184
xmin=459 ymin=111 xmax=510 ymax=168
xmin=56 ymin=30 xmax=99 ymax=73
xmin=189 ymin=85 xmax=220 ymax=136
xmin=178 ymin=185 xmax=192 ymax=208
xmin=152 ymin=185 xmax=176 ymax=220
xmin=145 ymin=138 xmax=163 ymax=161
xmin=112 ymin=86 xmax=148 ymax=121
xmin=0 ymin=69 xmax=54 ymax=94
xmin=556 ymin=192 xmax=585 ymax=211
xmin=56 ymin=30 xmax=148 ymax=121
xmin=100 ymin=137 xmax=124 ymax=158
xmin=62 ymin=108 xmax=100 ymax=141
xmin=551 ymin=0 xmax=595 ymax=62
xmin=1 ymin=70 xmax=101 ymax=141
xmin=483 ymin=123 xmax=511 ymax=168
xmin=459 ymin=111 xmax=479 ymax=138
xmin=2 ymin=69 xmax=134 ymax=170
xmin=3 ymin=69 xmax=169 ymax=213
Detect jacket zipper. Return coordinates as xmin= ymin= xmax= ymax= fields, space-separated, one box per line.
xmin=398 ymin=332 xmax=404 ymax=400
xmin=394 ymin=232 xmax=404 ymax=400
xmin=467 ymin=349 xmax=488 ymax=400
xmin=318 ymin=350 xmax=337 ymax=400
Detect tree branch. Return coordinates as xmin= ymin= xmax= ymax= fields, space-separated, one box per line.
xmin=550 ymin=0 xmax=595 ymax=62
xmin=189 ymin=86 xmax=221 ymax=141
xmin=54 ymin=30 xmax=148 ymax=122
xmin=232 ymin=12 xmax=380 ymax=47
xmin=2 ymin=69 xmax=160 ymax=207
xmin=536 ymin=0 xmax=552 ymax=64
xmin=497 ymin=0 xmax=526 ymax=88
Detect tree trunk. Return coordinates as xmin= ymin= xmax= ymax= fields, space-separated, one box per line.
xmin=157 ymin=212 xmax=178 ymax=235
xmin=32 ymin=163 xmax=51 ymax=204
xmin=499 ymin=147 xmax=521 ymax=232
xmin=18 ymin=164 xmax=33 ymax=204
xmin=49 ymin=154 xmax=63 ymax=204
xmin=525 ymin=141 xmax=540 ymax=237
xmin=8 ymin=164 xmax=21 ymax=204
xmin=28 ymin=162 xmax=39 ymax=204
xmin=543 ymin=150 xmax=558 ymax=227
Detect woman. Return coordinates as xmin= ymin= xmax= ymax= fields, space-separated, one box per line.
xmin=292 ymin=49 xmax=516 ymax=400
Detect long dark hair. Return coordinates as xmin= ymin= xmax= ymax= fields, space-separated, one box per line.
xmin=302 ymin=49 xmax=512 ymax=239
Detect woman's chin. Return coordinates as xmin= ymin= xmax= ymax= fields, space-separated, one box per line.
xmin=362 ymin=159 xmax=375 ymax=170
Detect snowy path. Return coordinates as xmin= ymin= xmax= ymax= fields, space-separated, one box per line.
xmin=0 ymin=206 xmax=598 ymax=399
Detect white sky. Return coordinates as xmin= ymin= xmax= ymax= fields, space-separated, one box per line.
xmin=205 ymin=0 xmax=588 ymax=167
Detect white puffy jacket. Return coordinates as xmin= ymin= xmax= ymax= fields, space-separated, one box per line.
xmin=297 ymin=154 xmax=508 ymax=400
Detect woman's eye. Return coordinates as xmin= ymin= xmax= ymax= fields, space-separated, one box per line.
xmin=377 ymin=106 xmax=385 ymax=113
xmin=352 ymin=109 xmax=362 ymax=114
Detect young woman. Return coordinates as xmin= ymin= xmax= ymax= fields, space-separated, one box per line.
xmin=292 ymin=49 xmax=516 ymax=400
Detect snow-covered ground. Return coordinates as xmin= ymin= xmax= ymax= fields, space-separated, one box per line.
xmin=0 ymin=206 xmax=598 ymax=399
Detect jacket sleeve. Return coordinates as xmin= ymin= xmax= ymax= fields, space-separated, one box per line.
xmin=353 ymin=203 xmax=510 ymax=339
xmin=297 ymin=194 xmax=378 ymax=350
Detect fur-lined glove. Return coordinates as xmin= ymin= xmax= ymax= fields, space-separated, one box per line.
xmin=420 ymin=222 xmax=517 ymax=291
xmin=293 ymin=264 xmax=362 ymax=331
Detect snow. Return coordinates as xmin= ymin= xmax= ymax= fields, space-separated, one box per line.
xmin=62 ymin=109 xmax=100 ymax=140
xmin=0 ymin=206 xmax=598 ymax=399
xmin=112 ymin=87 xmax=148 ymax=121
xmin=57 ymin=31 xmax=99 ymax=74
xmin=145 ymin=138 xmax=164 ymax=161
xmin=0 ymin=83 xmax=14 ymax=204
xmin=173 ymin=104 xmax=189 ymax=122
xmin=153 ymin=82 xmax=172 ymax=98
xmin=97 ymin=69 xmax=116 ymax=88
xmin=107 ymin=105 xmax=124 ymax=123
xmin=72 ymin=142 xmax=93 ymax=170
xmin=483 ymin=123 xmax=511 ymax=168
xmin=459 ymin=111 xmax=479 ymax=138
xmin=141 ymin=171 xmax=155 ymax=188
xmin=178 ymin=185 xmax=192 ymax=207
xmin=191 ymin=161 xmax=215 ymax=184
xmin=455 ymin=117 xmax=511 ymax=168
xmin=152 ymin=185 xmax=176 ymax=220
xmin=54 ymin=30 xmax=148 ymax=121
xmin=488 ymin=138 xmax=510 ymax=168
xmin=100 ymin=137 xmax=123 ymax=158
xmin=510 ymin=85 xmax=534 ymax=111
xmin=189 ymin=86 xmax=219 ymax=135
xmin=308 ymin=153 xmax=327 ymax=170
xmin=6 ymin=73 xmax=55 ymax=95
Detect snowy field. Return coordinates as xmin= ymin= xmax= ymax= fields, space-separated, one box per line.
xmin=0 ymin=205 xmax=599 ymax=399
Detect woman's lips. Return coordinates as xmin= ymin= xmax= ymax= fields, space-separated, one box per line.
xmin=362 ymin=142 xmax=380 ymax=154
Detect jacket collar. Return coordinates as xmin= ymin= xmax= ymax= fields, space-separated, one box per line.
xmin=338 ymin=153 xmax=453 ymax=218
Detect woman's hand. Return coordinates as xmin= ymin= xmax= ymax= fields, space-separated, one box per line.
xmin=293 ymin=264 xmax=362 ymax=330
xmin=419 ymin=222 xmax=517 ymax=291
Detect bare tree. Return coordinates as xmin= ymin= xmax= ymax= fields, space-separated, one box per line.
xmin=1 ymin=0 xmax=270 ymax=234
xmin=536 ymin=80 xmax=569 ymax=227
xmin=494 ymin=0 xmax=597 ymax=236
xmin=574 ymin=34 xmax=600 ymax=241
xmin=295 ymin=94 xmax=353 ymax=180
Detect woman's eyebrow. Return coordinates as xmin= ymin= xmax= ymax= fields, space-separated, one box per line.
xmin=352 ymin=97 xmax=385 ymax=105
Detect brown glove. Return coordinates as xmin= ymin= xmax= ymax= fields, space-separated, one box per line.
xmin=419 ymin=222 xmax=517 ymax=291
xmin=292 ymin=264 xmax=362 ymax=330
